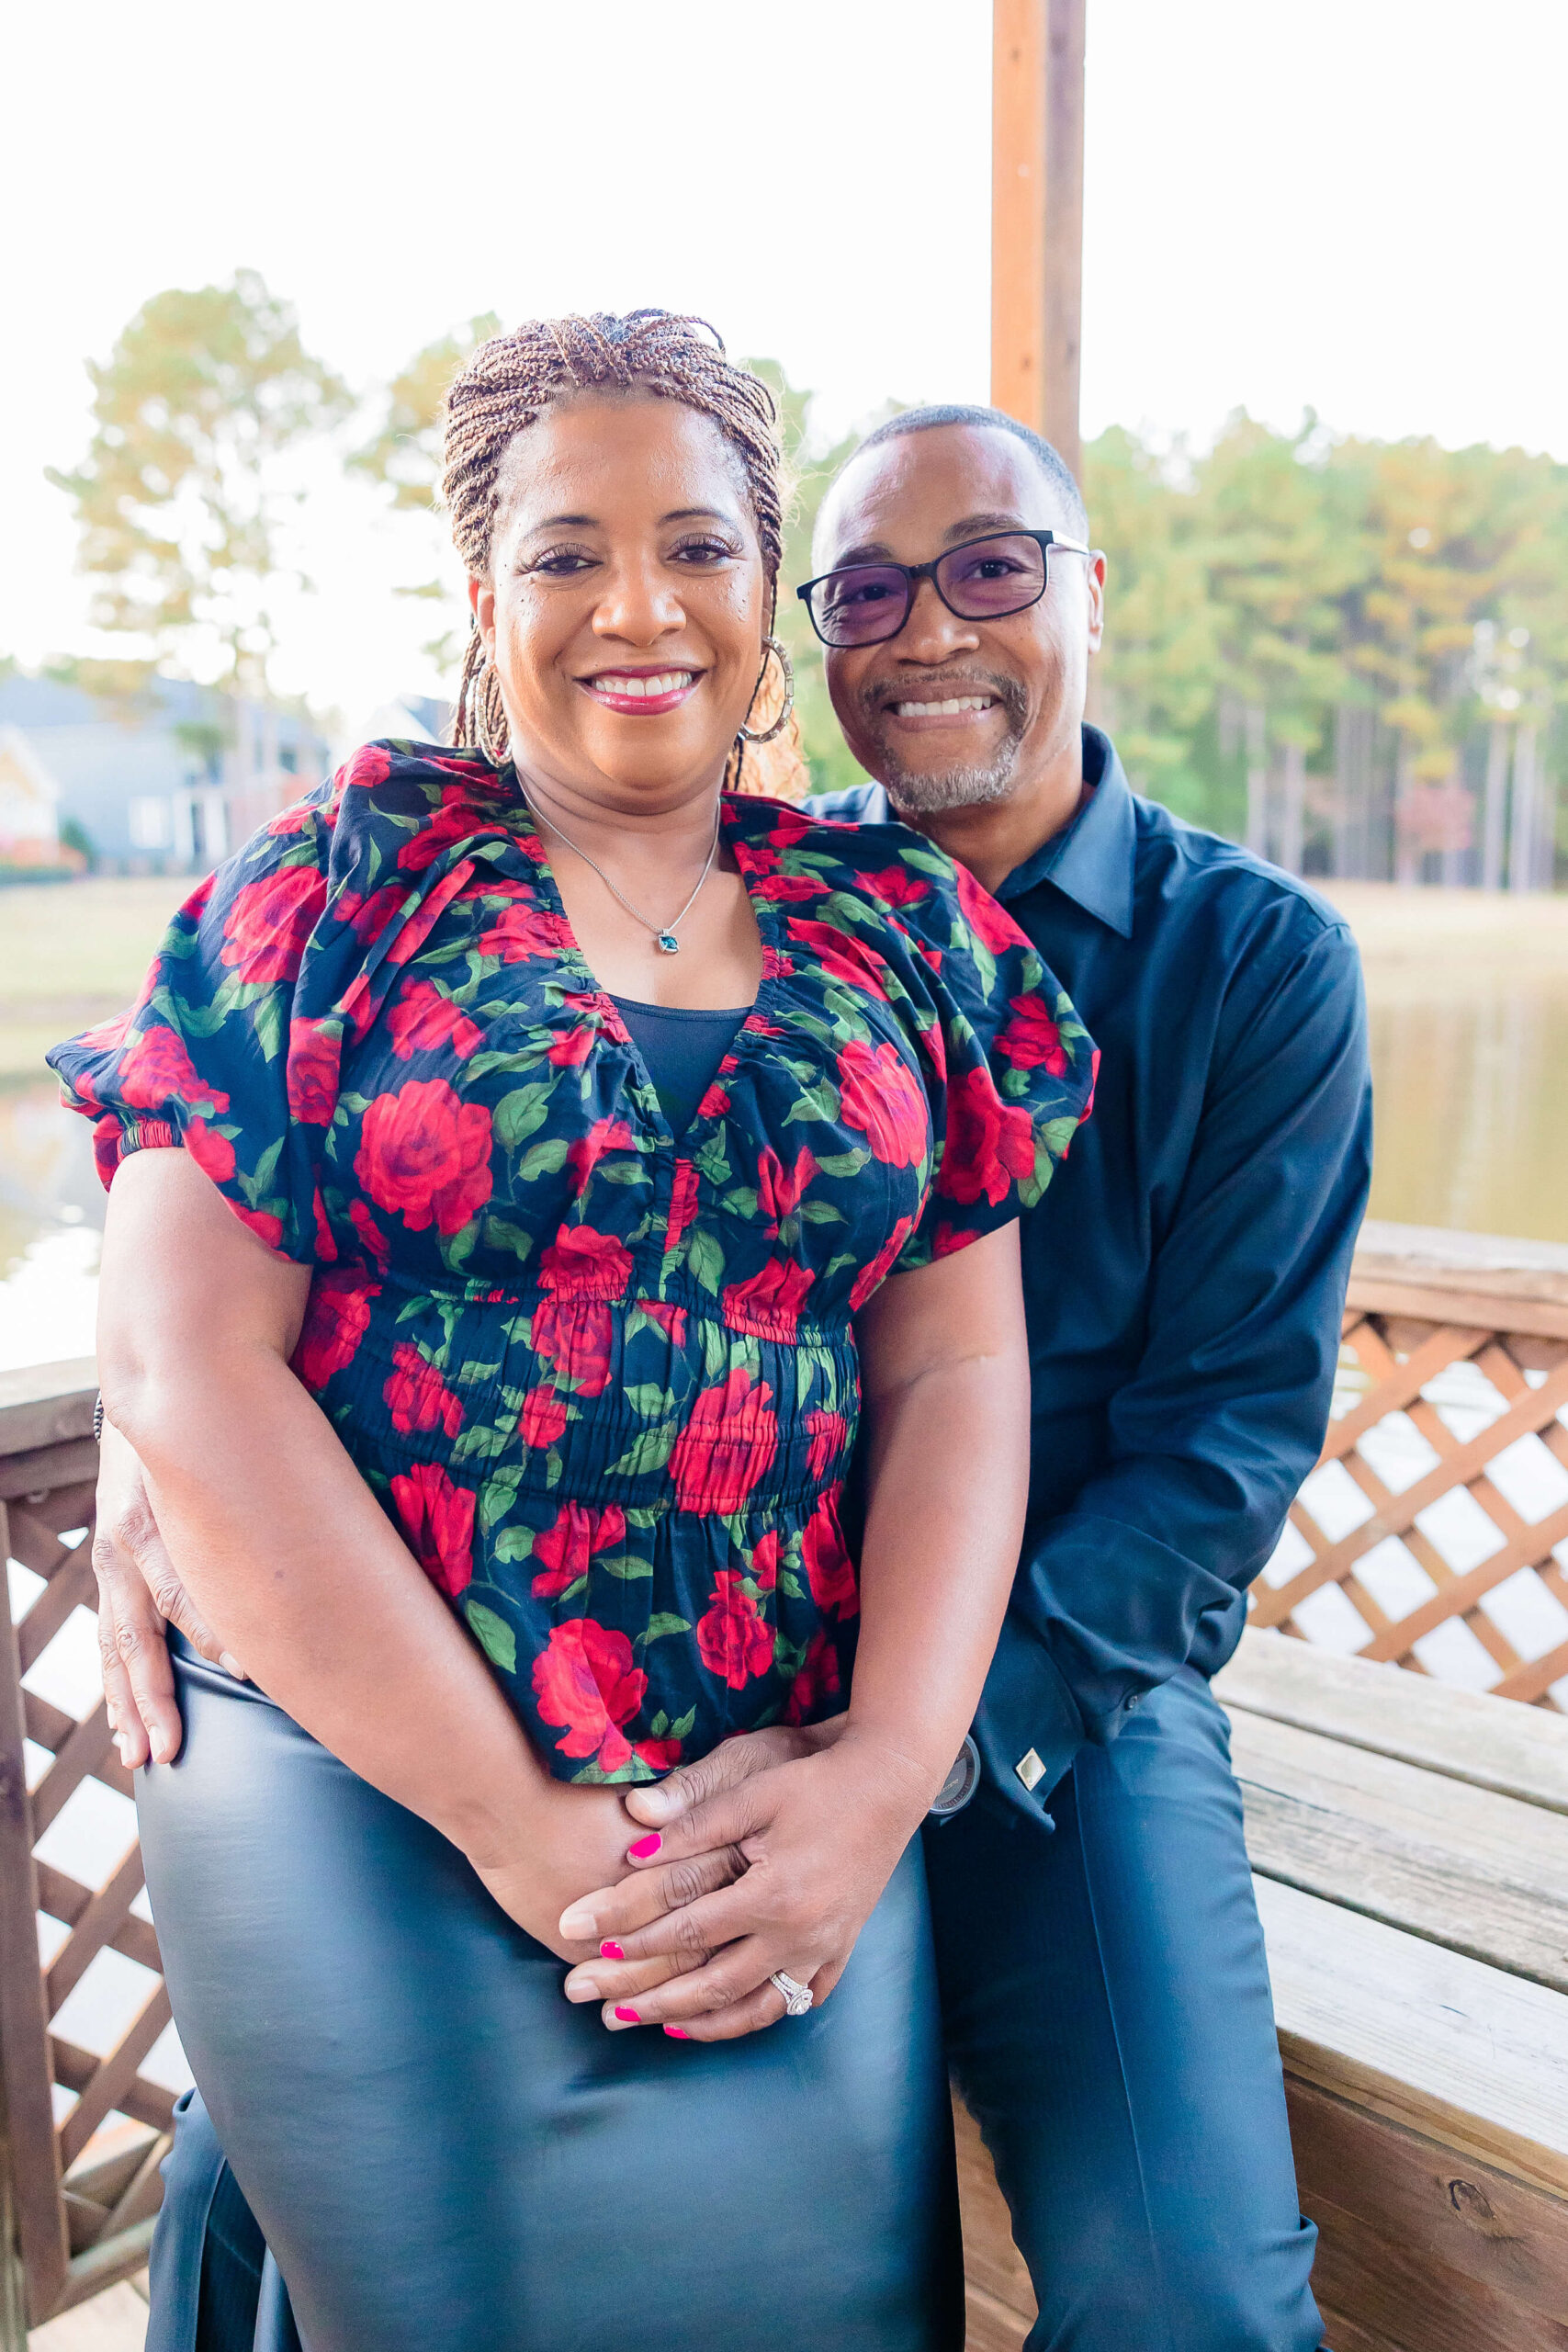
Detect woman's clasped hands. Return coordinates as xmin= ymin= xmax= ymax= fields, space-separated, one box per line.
xmin=551 ymin=1719 xmax=933 ymax=2041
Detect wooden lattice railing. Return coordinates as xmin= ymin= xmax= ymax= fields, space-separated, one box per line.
xmin=0 ymin=1360 xmax=171 ymax=2339
xmin=1251 ymin=1221 xmax=1568 ymax=1712
xmin=4 ymin=1218 xmax=1568 ymax=2334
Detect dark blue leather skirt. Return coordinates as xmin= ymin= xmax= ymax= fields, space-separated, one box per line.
xmin=136 ymin=1642 xmax=963 ymax=2352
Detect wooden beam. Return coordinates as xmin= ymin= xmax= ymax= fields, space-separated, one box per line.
xmin=990 ymin=0 xmax=1085 ymax=473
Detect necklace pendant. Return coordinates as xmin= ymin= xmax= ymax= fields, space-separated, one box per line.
xmin=656 ymin=931 xmax=681 ymax=955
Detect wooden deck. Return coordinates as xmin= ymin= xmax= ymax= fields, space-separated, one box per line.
xmin=957 ymin=1627 xmax=1568 ymax=2350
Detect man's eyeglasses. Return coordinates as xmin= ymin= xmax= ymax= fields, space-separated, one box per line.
xmin=796 ymin=528 xmax=1093 ymax=650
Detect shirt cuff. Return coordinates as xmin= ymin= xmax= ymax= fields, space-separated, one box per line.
xmin=970 ymin=1611 xmax=1085 ymax=1819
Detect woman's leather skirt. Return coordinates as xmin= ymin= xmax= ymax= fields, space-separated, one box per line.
xmin=136 ymin=1639 xmax=964 ymax=2352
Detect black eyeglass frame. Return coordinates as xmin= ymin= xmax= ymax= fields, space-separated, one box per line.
xmin=795 ymin=527 xmax=1095 ymax=649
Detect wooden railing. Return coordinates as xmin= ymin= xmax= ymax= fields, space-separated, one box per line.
xmin=3 ymin=1217 xmax=1567 ymax=2335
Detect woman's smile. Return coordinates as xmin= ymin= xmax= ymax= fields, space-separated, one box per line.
xmin=578 ymin=664 xmax=704 ymax=717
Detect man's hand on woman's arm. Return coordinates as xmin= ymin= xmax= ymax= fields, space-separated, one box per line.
xmin=558 ymin=1223 xmax=1030 ymax=2040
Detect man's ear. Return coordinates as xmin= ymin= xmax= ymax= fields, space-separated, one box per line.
xmin=1085 ymin=552 xmax=1107 ymax=655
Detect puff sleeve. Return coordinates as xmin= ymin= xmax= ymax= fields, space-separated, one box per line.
xmin=46 ymin=792 xmax=340 ymax=1264
xmin=884 ymin=844 xmax=1096 ymax=1273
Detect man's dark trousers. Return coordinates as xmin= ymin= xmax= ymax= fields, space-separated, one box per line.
xmin=926 ymin=1670 xmax=1323 ymax=2352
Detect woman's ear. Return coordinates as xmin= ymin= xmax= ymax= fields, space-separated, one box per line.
xmin=468 ymin=574 xmax=496 ymax=652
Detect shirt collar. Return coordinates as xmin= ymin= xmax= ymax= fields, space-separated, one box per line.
xmin=995 ymin=725 xmax=1137 ymax=937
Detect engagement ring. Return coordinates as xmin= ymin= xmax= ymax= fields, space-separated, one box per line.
xmin=769 ymin=1971 xmax=815 ymax=2018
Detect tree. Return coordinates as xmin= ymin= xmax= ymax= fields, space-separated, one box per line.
xmin=348 ymin=313 xmax=501 ymax=672
xmin=48 ymin=271 xmax=349 ymax=690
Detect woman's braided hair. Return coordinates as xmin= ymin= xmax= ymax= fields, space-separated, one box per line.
xmin=443 ymin=310 xmax=798 ymax=786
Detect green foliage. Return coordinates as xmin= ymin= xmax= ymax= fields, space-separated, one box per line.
xmin=1086 ymin=415 xmax=1568 ymax=871
xmin=48 ymin=271 xmax=349 ymax=688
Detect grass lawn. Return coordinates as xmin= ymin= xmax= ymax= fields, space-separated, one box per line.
xmin=0 ymin=876 xmax=192 ymax=1080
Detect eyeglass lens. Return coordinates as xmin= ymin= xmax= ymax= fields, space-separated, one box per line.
xmin=810 ymin=534 xmax=1049 ymax=646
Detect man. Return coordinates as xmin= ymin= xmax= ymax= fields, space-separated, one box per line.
xmin=96 ymin=404 xmax=1369 ymax=2349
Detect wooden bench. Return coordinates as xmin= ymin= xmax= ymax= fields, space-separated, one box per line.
xmin=956 ymin=1627 xmax=1568 ymax=2351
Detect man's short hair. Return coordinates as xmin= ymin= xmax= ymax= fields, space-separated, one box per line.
xmin=840 ymin=403 xmax=1089 ymax=541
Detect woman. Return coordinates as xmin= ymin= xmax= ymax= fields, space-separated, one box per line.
xmin=51 ymin=311 xmax=1094 ymax=2352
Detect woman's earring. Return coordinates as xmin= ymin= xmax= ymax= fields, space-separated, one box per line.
xmin=737 ymin=636 xmax=795 ymax=744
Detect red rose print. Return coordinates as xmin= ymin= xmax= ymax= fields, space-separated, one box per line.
xmin=287 ymin=1018 xmax=341 ymax=1124
xmin=567 ymin=1117 xmax=637 ymax=1188
xmin=953 ymin=861 xmax=1030 ymax=956
xmin=118 ymin=1025 xmax=230 ymax=1116
xmin=784 ymin=917 xmax=891 ymax=1000
xmin=339 ymin=880 xmax=412 ymax=947
xmin=531 ymin=1501 xmax=627 ymax=1599
xmin=849 ymin=1213 xmax=916 ymax=1311
xmin=804 ymin=1408 xmax=850 ymax=1482
xmin=220 ymin=864 xmax=326 ymax=985
xmin=383 ymin=1342 xmax=464 ymax=1439
xmin=311 ymin=1188 xmax=337 ymax=1261
xmin=355 ymin=1080 xmax=494 ymax=1235
xmin=348 ymin=1198 xmax=390 ymax=1266
xmin=861 ymin=864 xmax=930 ymax=910
xmin=801 ymin=1489 xmax=858 ymax=1619
xmin=931 ymin=1223 xmax=979 ymax=1260
xmin=750 ymin=1530 xmax=780 ymax=1592
xmin=519 ymin=1385 xmax=570 ymax=1451
xmin=670 ymin=1368 xmax=777 ymax=1513
xmin=921 ymin=1019 xmax=947 ymax=1080
xmin=835 ymin=1038 xmax=929 ymax=1168
xmin=233 ymin=1205 xmax=286 ymax=1252
xmin=388 ymin=982 xmax=483 ymax=1062
xmin=547 ymin=1014 xmax=597 ymax=1068
xmin=750 ymin=871 xmax=829 ymax=903
xmin=756 ymin=1146 xmax=818 ymax=1228
xmin=394 ymin=796 xmax=486 ymax=875
xmin=344 ymin=744 xmax=392 ymax=791
xmin=92 ymin=1114 xmax=123 ymax=1189
xmin=292 ymin=1266 xmax=379 ymax=1390
xmin=532 ymin=1619 xmax=648 ymax=1772
xmin=721 ymin=1256 xmax=815 ymax=1338
xmin=539 ymin=1223 xmax=633 ymax=1299
xmin=635 ymin=1300 xmax=688 ymax=1346
xmin=529 ymin=1295 xmax=615 ymax=1397
xmin=184 ymin=1118 xmax=235 ymax=1185
xmin=389 ymin=1460 xmax=475 ymax=1600
xmin=937 ymin=1067 xmax=1035 ymax=1207
xmin=73 ymin=1010 xmax=130 ymax=1062
xmin=665 ymin=1159 xmax=700 ymax=1257
xmin=996 ymin=992 xmax=1067 ymax=1076
xmin=667 ymin=1374 xmax=780 ymax=1514
xmin=478 ymin=901 xmax=567 ymax=962
xmin=695 ymin=1570 xmax=774 ymax=1690
xmin=784 ymin=1627 xmax=842 ymax=1723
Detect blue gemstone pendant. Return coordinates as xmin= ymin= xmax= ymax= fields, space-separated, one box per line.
xmin=656 ymin=932 xmax=680 ymax=954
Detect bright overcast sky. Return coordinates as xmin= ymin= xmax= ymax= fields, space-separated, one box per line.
xmin=5 ymin=0 xmax=1564 ymax=729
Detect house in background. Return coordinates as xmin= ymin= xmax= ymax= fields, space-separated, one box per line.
xmin=0 ymin=727 xmax=65 ymax=868
xmin=0 ymin=672 xmax=330 ymax=874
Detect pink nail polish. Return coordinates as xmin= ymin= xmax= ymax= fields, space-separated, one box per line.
xmin=600 ymin=1939 xmax=626 ymax=1961
xmin=614 ymin=2006 xmax=640 ymax=2024
xmin=627 ymin=1833 xmax=661 ymax=1860
xmin=663 ymin=2026 xmax=690 ymax=2040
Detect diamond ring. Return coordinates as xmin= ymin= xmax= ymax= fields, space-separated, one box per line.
xmin=769 ymin=1970 xmax=814 ymax=2018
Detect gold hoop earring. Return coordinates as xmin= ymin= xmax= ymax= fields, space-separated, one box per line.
xmin=737 ymin=636 xmax=795 ymax=744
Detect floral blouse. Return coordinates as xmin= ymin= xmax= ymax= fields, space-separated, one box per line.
xmin=51 ymin=743 xmax=1096 ymax=1782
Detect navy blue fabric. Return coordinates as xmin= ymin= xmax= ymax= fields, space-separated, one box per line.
xmin=924 ymin=1668 xmax=1324 ymax=2351
xmin=606 ymin=993 xmax=750 ymax=1138
xmin=816 ymin=729 xmax=1372 ymax=1814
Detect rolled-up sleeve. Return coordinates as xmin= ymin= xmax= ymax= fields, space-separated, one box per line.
xmin=974 ymin=918 xmax=1372 ymax=1811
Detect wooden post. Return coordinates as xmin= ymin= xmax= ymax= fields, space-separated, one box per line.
xmin=991 ymin=0 xmax=1086 ymax=477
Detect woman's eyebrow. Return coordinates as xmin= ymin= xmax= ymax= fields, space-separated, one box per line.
xmin=661 ymin=506 xmax=737 ymax=526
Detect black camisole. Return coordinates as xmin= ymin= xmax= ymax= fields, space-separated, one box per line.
xmin=608 ymin=995 xmax=750 ymax=1139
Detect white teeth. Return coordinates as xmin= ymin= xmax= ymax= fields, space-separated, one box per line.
xmin=592 ymin=671 xmax=694 ymax=698
xmin=894 ymin=695 xmax=996 ymax=718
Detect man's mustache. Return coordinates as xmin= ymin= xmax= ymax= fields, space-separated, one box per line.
xmin=857 ymin=668 xmax=1030 ymax=734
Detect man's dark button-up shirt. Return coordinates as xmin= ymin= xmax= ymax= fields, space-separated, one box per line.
xmin=815 ymin=727 xmax=1372 ymax=1818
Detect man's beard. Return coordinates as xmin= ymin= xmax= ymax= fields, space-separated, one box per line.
xmin=855 ymin=670 xmax=1031 ymax=814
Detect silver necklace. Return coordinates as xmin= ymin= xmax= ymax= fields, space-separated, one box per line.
xmin=524 ymin=795 xmax=722 ymax=956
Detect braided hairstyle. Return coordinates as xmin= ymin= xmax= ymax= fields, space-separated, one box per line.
xmin=443 ymin=310 xmax=799 ymax=790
